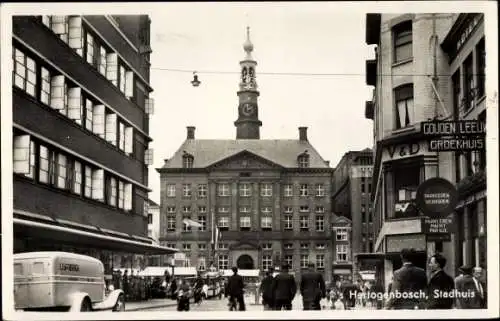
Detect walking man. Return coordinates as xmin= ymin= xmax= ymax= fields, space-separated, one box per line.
xmin=426 ymin=253 xmax=455 ymax=309
xmin=385 ymin=248 xmax=427 ymax=310
xmin=225 ymin=267 xmax=246 ymax=311
xmin=455 ymin=265 xmax=482 ymax=309
xmin=271 ymin=264 xmax=297 ymax=310
xmin=300 ymin=262 xmax=326 ymax=310
xmin=260 ymin=268 xmax=275 ymax=310
xmin=473 ymin=267 xmax=486 ymax=308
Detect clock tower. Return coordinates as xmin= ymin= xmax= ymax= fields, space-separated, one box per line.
xmin=235 ymin=27 xmax=262 ymax=139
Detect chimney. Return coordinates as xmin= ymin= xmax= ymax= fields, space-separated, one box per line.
xmin=187 ymin=126 xmax=195 ymax=139
xmin=325 ymin=160 xmax=330 ymax=167
xmin=298 ymin=127 xmax=308 ymax=141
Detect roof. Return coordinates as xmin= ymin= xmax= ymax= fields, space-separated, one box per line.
xmin=148 ymin=199 xmax=160 ymax=207
xmin=161 ymin=139 xmax=331 ymax=169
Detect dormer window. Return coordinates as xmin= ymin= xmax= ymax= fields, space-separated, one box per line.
xmin=182 ymin=153 xmax=194 ymax=168
xmin=298 ymin=152 xmax=310 ymax=168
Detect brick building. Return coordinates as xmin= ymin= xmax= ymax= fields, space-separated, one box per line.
xmin=364 ymin=13 xmax=487 ymax=288
xmin=331 ymin=149 xmax=374 ymax=281
xmin=11 ymin=15 xmax=176 ymax=275
xmin=157 ymin=29 xmax=335 ymax=282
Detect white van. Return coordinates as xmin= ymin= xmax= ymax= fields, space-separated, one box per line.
xmin=14 ymin=251 xmax=125 ymax=312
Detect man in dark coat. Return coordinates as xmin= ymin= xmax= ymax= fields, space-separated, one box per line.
xmin=225 ymin=267 xmax=246 ymax=311
xmin=472 ymin=267 xmax=487 ymax=308
xmin=259 ymin=268 xmax=275 ymax=310
xmin=455 ymin=265 xmax=483 ymax=309
xmin=426 ymin=253 xmax=455 ymax=309
xmin=300 ymin=262 xmax=326 ymax=310
xmin=271 ymin=264 xmax=297 ymax=310
xmin=386 ymin=248 xmax=428 ymax=310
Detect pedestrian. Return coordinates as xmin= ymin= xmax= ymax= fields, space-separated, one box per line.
xmin=385 ymin=248 xmax=427 ymax=310
xmin=300 ymin=262 xmax=326 ymax=310
xmin=225 ymin=267 xmax=246 ymax=311
xmin=176 ymin=279 xmax=192 ymax=311
xmin=193 ymin=274 xmax=204 ymax=305
xmin=170 ymin=278 xmax=178 ymax=300
xmin=271 ymin=264 xmax=297 ymax=310
xmin=472 ymin=267 xmax=486 ymax=308
xmin=122 ymin=270 xmax=129 ymax=301
xmin=426 ymin=253 xmax=455 ymax=309
xmin=455 ymin=265 xmax=483 ymax=309
xmin=259 ymin=268 xmax=275 ymax=310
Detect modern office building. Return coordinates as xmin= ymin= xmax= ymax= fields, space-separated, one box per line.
xmin=12 ymin=15 xmax=175 ymax=275
xmin=157 ymin=29 xmax=335 ymax=282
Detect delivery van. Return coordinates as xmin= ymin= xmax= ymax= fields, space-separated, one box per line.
xmin=14 ymin=251 xmax=125 ymax=312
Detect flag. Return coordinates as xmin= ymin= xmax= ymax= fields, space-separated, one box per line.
xmin=182 ymin=218 xmax=203 ymax=228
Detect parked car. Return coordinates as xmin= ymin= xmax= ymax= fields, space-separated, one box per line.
xmin=14 ymin=252 xmax=125 ymax=312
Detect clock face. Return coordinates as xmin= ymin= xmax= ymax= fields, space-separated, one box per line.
xmin=242 ymin=103 xmax=254 ymax=116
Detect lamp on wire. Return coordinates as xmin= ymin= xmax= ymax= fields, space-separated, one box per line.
xmin=191 ymin=71 xmax=201 ymax=87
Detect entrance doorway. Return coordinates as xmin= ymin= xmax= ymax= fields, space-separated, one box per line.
xmin=237 ymin=254 xmax=254 ymax=269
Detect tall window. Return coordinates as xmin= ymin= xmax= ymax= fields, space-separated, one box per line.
xmin=315 ymin=215 xmax=324 ymax=232
xmin=260 ymin=183 xmax=273 ymax=197
xmin=198 ymin=215 xmax=207 ymax=231
xmin=98 ymin=46 xmax=107 ymax=76
xmin=182 ymin=184 xmax=192 ymax=197
xmin=476 ymin=38 xmax=485 ymax=99
xmin=85 ymin=99 xmax=93 ymax=131
xmin=316 ymin=255 xmax=325 ymax=269
xmin=463 ymin=54 xmax=474 ymax=111
xmin=73 ymin=161 xmax=82 ymax=194
xmin=40 ymin=67 xmax=51 ymax=105
xmin=394 ymin=84 xmax=414 ymax=129
xmin=452 ymin=70 xmax=461 ymax=119
xmin=240 ymin=217 xmax=251 ymax=231
xmin=239 ymin=183 xmax=251 ymax=197
xmin=218 ymin=217 xmax=229 ymax=230
xmin=284 ymin=215 xmax=293 ymax=230
xmin=13 ymin=48 xmax=37 ymax=97
xmin=117 ymin=181 xmax=125 ymax=209
xmin=283 ymin=184 xmax=293 ymax=197
xmin=167 ymin=217 xmax=176 ymax=231
xmin=84 ymin=166 xmax=92 ymax=198
xmin=315 ymin=184 xmax=325 ymax=197
xmin=300 ymin=216 xmax=309 ymax=230
xmin=300 ymin=255 xmax=309 ymax=269
xmin=55 ymin=154 xmax=67 ymax=189
xmin=167 ymin=184 xmax=176 ymax=197
xmin=336 ymin=228 xmax=348 ymax=241
xmin=108 ymin=177 xmax=117 ymax=206
xmin=198 ymin=184 xmax=207 ymax=198
xmin=38 ymin=145 xmax=50 ymax=184
xmin=217 ymin=183 xmax=230 ymax=197
xmin=299 ymin=184 xmax=309 ymax=197
xmin=262 ymin=255 xmax=273 ymax=271
xmin=393 ymin=21 xmax=412 ymax=63
xmin=218 ymin=255 xmax=229 ymax=270
xmin=86 ymin=32 xmax=94 ymax=65
xmin=261 ymin=217 xmax=272 ymax=230
xmin=336 ymin=244 xmax=349 ymax=262
xmin=284 ymin=255 xmax=293 ymax=269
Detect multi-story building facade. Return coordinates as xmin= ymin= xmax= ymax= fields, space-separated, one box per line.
xmin=11 ymin=15 xmax=175 ymax=275
xmin=331 ymin=149 xmax=374 ymax=281
xmin=365 ymin=13 xmax=458 ymax=286
xmin=440 ymin=13 xmax=487 ymax=277
xmin=157 ymin=29 xmax=334 ymax=282
xmin=331 ymin=214 xmax=353 ymax=282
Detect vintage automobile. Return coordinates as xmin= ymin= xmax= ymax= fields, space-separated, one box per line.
xmin=14 ymin=251 xmax=125 ymax=312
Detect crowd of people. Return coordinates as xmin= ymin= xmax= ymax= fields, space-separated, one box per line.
xmin=384 ymin=248 xmax=487 ymax=310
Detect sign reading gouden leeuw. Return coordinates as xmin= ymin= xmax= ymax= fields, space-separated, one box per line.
xmin=421 ymin=120 xmax=485 ymax=152
xmin=416 ymin=177 xmax=459 ymax=239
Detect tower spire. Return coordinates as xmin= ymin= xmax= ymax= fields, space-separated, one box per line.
xmin=234 ymin=26 xmax=261 ymax=139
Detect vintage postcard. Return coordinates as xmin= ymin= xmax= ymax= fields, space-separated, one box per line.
xmin=1 ymin=1 xmax=498 ymax=320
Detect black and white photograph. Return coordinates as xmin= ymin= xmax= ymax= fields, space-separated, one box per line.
xmin=1 ymin=1 xmax=498 ymax=319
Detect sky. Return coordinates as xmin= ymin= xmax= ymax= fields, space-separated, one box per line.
xmin=147 ymin=2 xmax=376 ymax=203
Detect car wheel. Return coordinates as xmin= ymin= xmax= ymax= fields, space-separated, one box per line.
xmin=80 ymin=298 xmax=92 ymax=312
xmin=113 ymin=294 xmax=126 ymax=312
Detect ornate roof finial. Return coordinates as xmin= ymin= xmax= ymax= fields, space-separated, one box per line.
xmin=243 ymin=26 xmax=254 ymax=58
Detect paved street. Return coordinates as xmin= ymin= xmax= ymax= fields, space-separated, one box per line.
xmin=143 ymin=294 xmax=376 ymax=312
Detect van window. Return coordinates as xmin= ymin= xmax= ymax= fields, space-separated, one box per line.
xmin=32 ymin=262 xmax=45 ymax=274
xmin=14 ymin=263 xmax=23 ymax=276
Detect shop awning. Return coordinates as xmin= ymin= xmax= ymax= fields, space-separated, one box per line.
xmin=14 ymin=218 xmax=178 ymax=255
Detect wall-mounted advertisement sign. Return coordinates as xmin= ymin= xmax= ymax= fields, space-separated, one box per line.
xmin=415 ymin=177 xmax=459 ymax=218
xmin=421 ymin=217 xmax=454 ymax=234
xmin=421 ymin=120 xmax=486 ymax=152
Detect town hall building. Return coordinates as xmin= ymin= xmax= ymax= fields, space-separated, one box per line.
xmin=157 ymin=28 xmax=335 ymax=282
